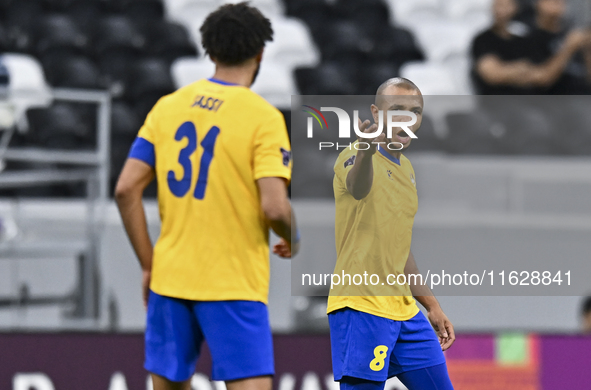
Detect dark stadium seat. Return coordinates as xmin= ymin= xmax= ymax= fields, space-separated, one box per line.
xmin=316 ymin=21 xmax=372 ymax=62
xmin=126 ymin=58 xmax=175 ymax=119
xmin=3 ymin=0 xmax=45 ymax=53
xmin=355 ymin=62 xmax=400 ymax=95
xmin=138 ymin=21 xmax=198 ymax=65
xmin=0 ymin=22 xmax=10 ymax=52
xmin=26 ymin=102 xmax=96 ymax=149
xmin=92 ymin=15 xmax=146 ymax=56
xmin=42 ymin=55 xmax=103 ymax=89
xmin=403 ymin=116 xmax=442 ymax=153
xmin=367 ymin=26 xmax=425 ymax=64
xmin=111 ymin=101 xmax=140 ymax=137
xmin=444 ymin=111 xmax=502 ymax=154
xmin=92 ymin=16 xmax=146 ymax=94
xmin=285 ymin=0 xmax=333 ymax=28
xmin=33 ymin=14 xmax=89 ymax=60
xmin=121 ymin=0 xmax=165 ymax=24
xmin=66 ymin=0 xmax=109 ymax=36
xmin=334 ymin=0 xmax=390 ymax=36
xmin=295 ymin=63 xmax=357 ymax=95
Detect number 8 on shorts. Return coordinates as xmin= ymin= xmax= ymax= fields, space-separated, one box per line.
xmin=370 ymin=345 xmax=389 ymax=371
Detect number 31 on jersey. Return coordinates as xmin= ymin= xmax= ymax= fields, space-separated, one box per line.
xmin=167 ymin=121 xmax=220 ymax=200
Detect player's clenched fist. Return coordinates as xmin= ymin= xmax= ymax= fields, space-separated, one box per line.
xmin=357 ymin=118 xmax=386 ymax=155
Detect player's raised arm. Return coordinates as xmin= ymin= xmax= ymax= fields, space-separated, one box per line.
xmin=115 ymin=158 xmax=155 ymax=307
xmin=345 ymin=118 xmax=385 ymax=200
xmin=404 ymin=251 xmax=456 ymax=351
xmin=257 ymin=177 xmax=299 ymax=258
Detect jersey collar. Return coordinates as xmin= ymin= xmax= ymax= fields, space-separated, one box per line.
xmin=208 ymin=78 xmax=239 ymax=86
xmin=377 ymin=145 xmax=401 ymax=166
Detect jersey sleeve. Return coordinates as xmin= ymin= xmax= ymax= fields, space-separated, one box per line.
xmin=333 ymin=148 xmax=357 ymax=195
xmin=128 ymin=103 xmax=158 ymax=168
xmin=253 ymin=111 xmax=291 ymax=181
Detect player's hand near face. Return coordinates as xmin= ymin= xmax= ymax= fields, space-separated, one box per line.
xmin=428 ymin=308 xmax=456 ymax=351
xmin=357 ymin=118 xmax=386 ymax=155
xmin=345 ymin=118 xmax=385 ymax=200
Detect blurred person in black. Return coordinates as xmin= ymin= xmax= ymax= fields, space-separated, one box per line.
xmin=471 ymin=0 xmax=591 ymax=95
xmin=526 ymin=0 xmax=591 ymax=94
xmin=582 ymin=296 xmax=591 ymax=333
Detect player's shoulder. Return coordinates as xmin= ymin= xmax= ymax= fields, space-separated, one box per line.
xmin=334 ymin=144 xmax=358 ymax=172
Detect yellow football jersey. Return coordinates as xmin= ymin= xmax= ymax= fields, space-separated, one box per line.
xmin=130 ymin=78 xmax=291 ymax=303
xmin=327 ymin=144 xmax=420 ymax=321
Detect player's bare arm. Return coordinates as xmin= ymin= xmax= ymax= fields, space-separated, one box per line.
xmin=115 ymin=158 xmax=155 ymax=308
xmin=404 ymin=250 xmax=456 ymax=351
xmin=345 ymin=119 xmax=386 ymax=200
xmin=257 ymin=177 xmax=299 ymax=258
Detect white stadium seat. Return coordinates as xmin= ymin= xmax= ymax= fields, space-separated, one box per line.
xmin=408 ymin=20 xmax=474 ymax=62
xmin=250 ymin=61 xmax=297 ymax=109
xmin=171 ymin=58 xmax=295 ymax=109
xmin=400 ymin=61 xmax=459 ymax=95
xmin=1 ymin=53 xmax=52 ymax=132
xmin=164 ymin=0 xmax=221 ymax=49
xmin=386 ymin=0 xmax=442 ymax=27
xmin=264 ymin=17 xmax=320 ymax=69
xmin=444 ymin=0 xmax=493 ymax=19
xmin=222 ymin=0 xmax=284 ymax=17
xmin=171 ymin=57 xmax=215 ymax=89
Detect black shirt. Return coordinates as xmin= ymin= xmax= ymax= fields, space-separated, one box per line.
xmin=471 ymin=28 xmax=535 ymax=95
xmin=524 ymin=27 xmax=591 ymax=94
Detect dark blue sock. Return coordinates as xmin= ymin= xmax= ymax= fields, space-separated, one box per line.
xmin=396 ymin=363 xmax=454 ymax=390
xmin=339 ymin=376 xmax=386 ymax=390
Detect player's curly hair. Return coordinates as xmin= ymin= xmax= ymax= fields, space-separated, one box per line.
xmin=200 ymin=2 xmax=273 ymax=66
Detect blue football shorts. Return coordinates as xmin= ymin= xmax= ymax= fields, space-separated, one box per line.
xmin=328 ymin=308 xmax=446 ymax=381
xmin=144 ymin=290 xmax=274 ymax=382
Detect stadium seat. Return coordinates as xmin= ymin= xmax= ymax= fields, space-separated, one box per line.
xmin=407 ymin=20 xmax=474 ymax=62
xmin=127 ymin=58 xmax=176 ymax=119
xmin=222 ymin=0 xmax=284 ymax=17
xmin=170 ymin=57 xmax=214 ymax=89
xmin=334 ymin=0 xmax=390 ymax=38
xmin=403 ymin=115 xmax=442 ymax=153
xmin=1 ymin=53 xmax=53 ymax=132
xmin=66 ymin=0 xmax=107 ymax=36
xmin=251 ymin=62 xmax=297 ymax=109
xmin=92 ymin=15 xmax=146 ymax=57
xmin=42 ymin=55 xmax=102 ymax=89
xmin=26 ymin=102 xmax=95 ymax=149
xmin=111 ymin=101 xmax=140 ymax=137
xmin=121 ymin=0 xmax=166 ymax=24
xmin=444 ymin=55 xmax=473 ymax=95
xmin=367 ymin=26 xmax=425 ymax=65
xmin=285 ymin=0 xmax=333 ymax=33
xmin=294 ymin=63 xmax=357 ymax=95
xmin=33 ymin=14 xmax=89 ymax=60
xmin=139 ymin=21 xmax=198 ymax=65
xmin=400 ymin=62 xmax=460 ymax=95
xmin=316 ymin=21 xmax=372 ymax=62
xmin=164 ymin=0 xmax=220 ymax=46
xmin=0 ymin=22 xmax=10 ymax=53
xmin=444 ymin=0 xmax=492 ymax=19
xmin=263 ymin=18 xmax=320 ymax=69
xmin=92 ymin=16 xmax=146 ymax=93
xmin=385 ymin=0 xmax=442 ymax=28
xmin=356 ymin=62 xmax=401 ymax=95
xmin=444 ymin=111 xmax=501 ymax=154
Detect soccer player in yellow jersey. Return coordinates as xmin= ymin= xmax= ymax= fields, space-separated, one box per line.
xmin=115 ymin=3 xmax=298 ymax=390
xmin=328 ymin=78 xmax=455 ymax=390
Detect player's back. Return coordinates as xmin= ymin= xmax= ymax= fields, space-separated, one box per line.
xmin=136 ymin=78 xmax=291 ymax=303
